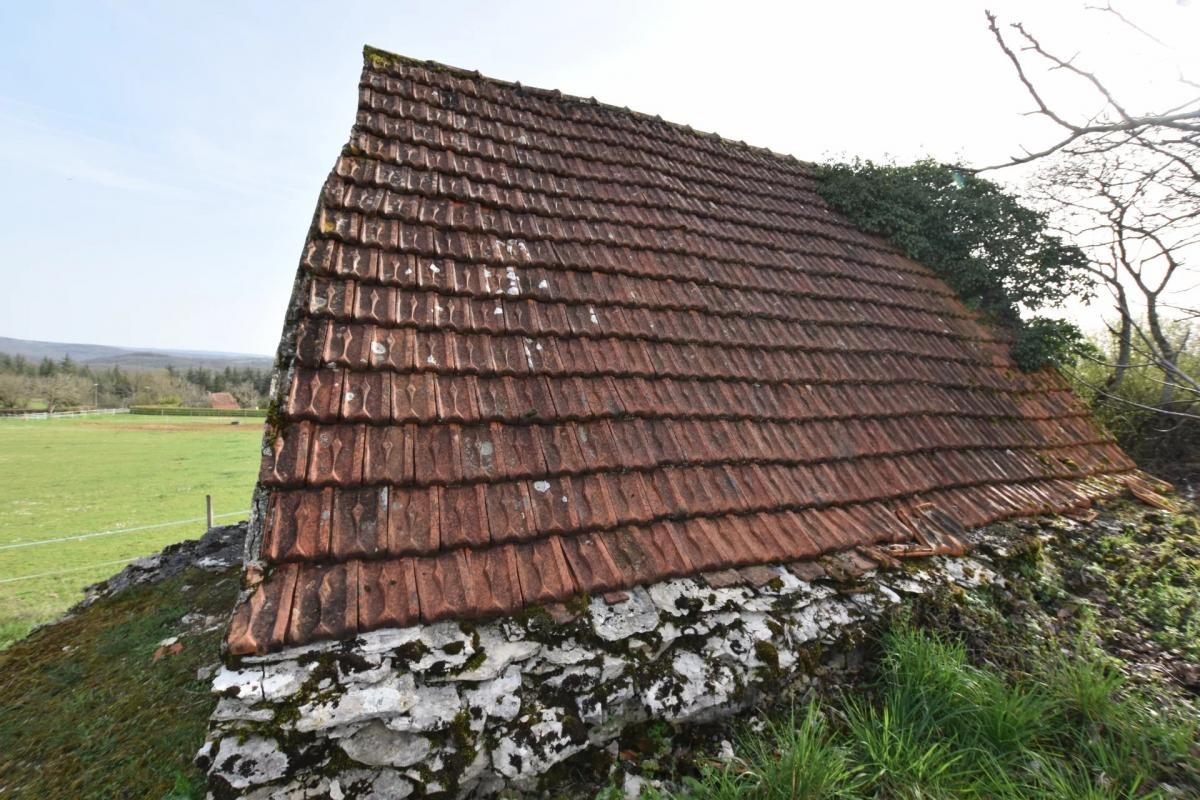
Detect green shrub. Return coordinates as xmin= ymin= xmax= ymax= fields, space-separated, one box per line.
xmin=815 ymin=159 xmax=1091 ymax=371
xmin=127 ymin=405 xmax=266 ymax=418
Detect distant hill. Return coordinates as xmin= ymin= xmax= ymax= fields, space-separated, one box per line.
xmin=0 ymin=336 xmax=273 ymax=371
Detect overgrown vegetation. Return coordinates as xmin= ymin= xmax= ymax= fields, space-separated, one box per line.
xmin=659 ymin=627 xmax=1197 ymax=799
xmin=0 ymin=352 xmax=271 ymax=411
xmin=1052 ymin=505 xmax=1200 ymax=665
xmin=815 ymin=159 xmax=1091 ymax=371
xmin=617 ymin=499 xmax=1200 ymax=799
xmin=0 ymin=565 xmax=238 ymax=799
xmin=1071 ymin=329 xmax=1200 ymax=479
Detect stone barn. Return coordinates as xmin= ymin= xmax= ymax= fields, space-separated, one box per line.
xmin=201 ymin=45 xmax=1150 ymax=798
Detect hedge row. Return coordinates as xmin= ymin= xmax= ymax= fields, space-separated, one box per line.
xmin=127 ymin=405 xmax=267 ymax=418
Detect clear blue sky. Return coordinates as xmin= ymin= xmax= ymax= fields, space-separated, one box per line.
xmin=1 ymin=1 xmax=1194 ymax=354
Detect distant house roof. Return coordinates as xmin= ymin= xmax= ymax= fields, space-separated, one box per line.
xmin=226 ymin=46 xmax=1136 ymax=655
xmin=209 ymin=392 xmax=239 ymax=410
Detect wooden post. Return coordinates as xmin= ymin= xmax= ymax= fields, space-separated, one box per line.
xmin=206 ymin=495 xmax=214 ymax=529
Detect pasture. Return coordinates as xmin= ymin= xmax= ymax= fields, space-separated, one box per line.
xmin=0 ymin=414 xmax=261 ymax=647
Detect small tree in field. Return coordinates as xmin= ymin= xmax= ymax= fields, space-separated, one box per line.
xmin=0 ymin=374 xmax=30 ymax=410
xmin=41 ymin=374 xmax=88 ymax=413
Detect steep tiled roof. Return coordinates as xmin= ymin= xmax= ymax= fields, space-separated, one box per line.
xmin=226 ymin=46 xmax=1136 ymax=655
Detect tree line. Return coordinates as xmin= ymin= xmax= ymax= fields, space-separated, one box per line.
xmin=0 ymin=353 xmax=272 ymax=413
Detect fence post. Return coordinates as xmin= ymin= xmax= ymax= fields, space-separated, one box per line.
xmin=206 ymin=495 xmax=214 ymax=529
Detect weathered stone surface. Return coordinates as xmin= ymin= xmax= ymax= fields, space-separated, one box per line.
xmin=340 ymin=720 xmax=431 ymax=767
xmin=588 ymin=588 xmax=660 ymax=641
xmin=205 ymin=551 xmax=1002 ymax=798
xmin=295 ymin=673 xmax=417 ymax=732
xmin=212 ymin=736 xmax=289 ymax=790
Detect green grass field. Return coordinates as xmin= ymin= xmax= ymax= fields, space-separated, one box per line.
xmin=0 ymin=414 xmax=262 ymax=648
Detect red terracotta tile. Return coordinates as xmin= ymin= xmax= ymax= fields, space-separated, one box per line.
xmin=286 ymin=366 xmax=344 ymax=421
xmin=600 ymin=527 xmax=657 ymax=585
xmin=484 ymin=481 xmax=535 ymax=543
xmin=330 ymin=486 xmax=389 ymax=559
xmin=307 ymin=424 xmax=365 ymax=486
xmin=572 ymin=473 xmax=618 ymax=530
xmin=262 ymin=488 xmax=333 ymax=561
xmin=527 ymin=475 xmax=579 ymax=535
xmin=505 ymin=374 xmax=557 ymax=419
xmin=334 ymin=244 xmax=378 ymax=280
xmin=324 ymin=323 xmax=374 ymax=369
xmin=353 ymin=284 xmax=396 ymax=325
xmin=641 ymin=468 xmax=687 ymax=517
xmin=411 ymin=425 xmax=462 ymax=484
xmin=372 ymin=327 xmax=412 ymax=371
xmin=434 ymin=375 xmax=481 ymax=423
xmin=492 ymin=424 xmax=546 ymax=479
xmin=357 ymin=558 xmax=420 ymax=632
xmin=640 ymin=418 xmax=686 ymax=464
xmin=606 ymin=472 xmax=656 ymax=526
xmin=341 ymin=371 xmax=392 ymax=423
xmin=690 ymin=515 xmax=743 ymax=566
xmin=226 ymin=563 xmax=299 ymax=656
xmin=391 ymin=373 xmax=436 ymax=423
xmin=386 ymin=485 xmax=440 ymax=555
xmin=458 ymin=424 xmax=498 ymax=481
xmin=415 ymin=550 xmax=472 ymax=622
xmin=362 ymin=424 xmax=412 ymax=485
xmin=560 ymin=532 xmax=624 ymax=593
xmin=287 ymin=562 xmax=359 ymax=645
xmin=464 ymin=545 xmax=524 ymax=617
xmin=300 ymin=238 xmax=337 ymax=275
xmin=438 ymin=484 xmax=491 ymax=548
xmin=514 ymin=536 xmax=578 ymax=603
xmin=474 ymin=377 xmax=514 ymax=419
xmin=237 ymin=57 xmax=1142 ymax=653
xmin=309 ymin=277 xmax=354 ymax=318
xmin=566 ymin=420 xmax=614 ymax=469
xmin=653 ymin=519 xmax=706 ymax=574
xmin=294 ymin=319 xmax=329 ymax=367
xmin=260 ymin=422 xmax=313 ymax=486
xmin=539 ymin=424 xmax=588 ymax=473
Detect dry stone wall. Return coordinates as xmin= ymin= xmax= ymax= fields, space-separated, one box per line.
xmin=201 ymin=551 xmax=998 ymax=799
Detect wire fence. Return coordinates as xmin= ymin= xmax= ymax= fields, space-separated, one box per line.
xmin=0 ymin=558 xmax=146 ymax=585
xmin=0 ymin=511 xmax=249 ymax=551
xmin=0 ymin=510 xmax=250 ymax=585
xmin=0 ymin=408 xmax=129 ymax=421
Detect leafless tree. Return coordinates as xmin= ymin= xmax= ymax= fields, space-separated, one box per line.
xmin=0 ymin=374 xmax=31 ymax=410
xmin=980 ymin=4 xmax=1200 ymax=419
xmin=41 ymin=374 xmax=90 ymax=414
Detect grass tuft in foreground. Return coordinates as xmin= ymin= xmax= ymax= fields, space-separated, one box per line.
xmin=659 ymin=628 xmax=1199 ymax=800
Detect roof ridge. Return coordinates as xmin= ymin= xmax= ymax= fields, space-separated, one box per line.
xmin=361 ymin=44 xmax=811 ymax=170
